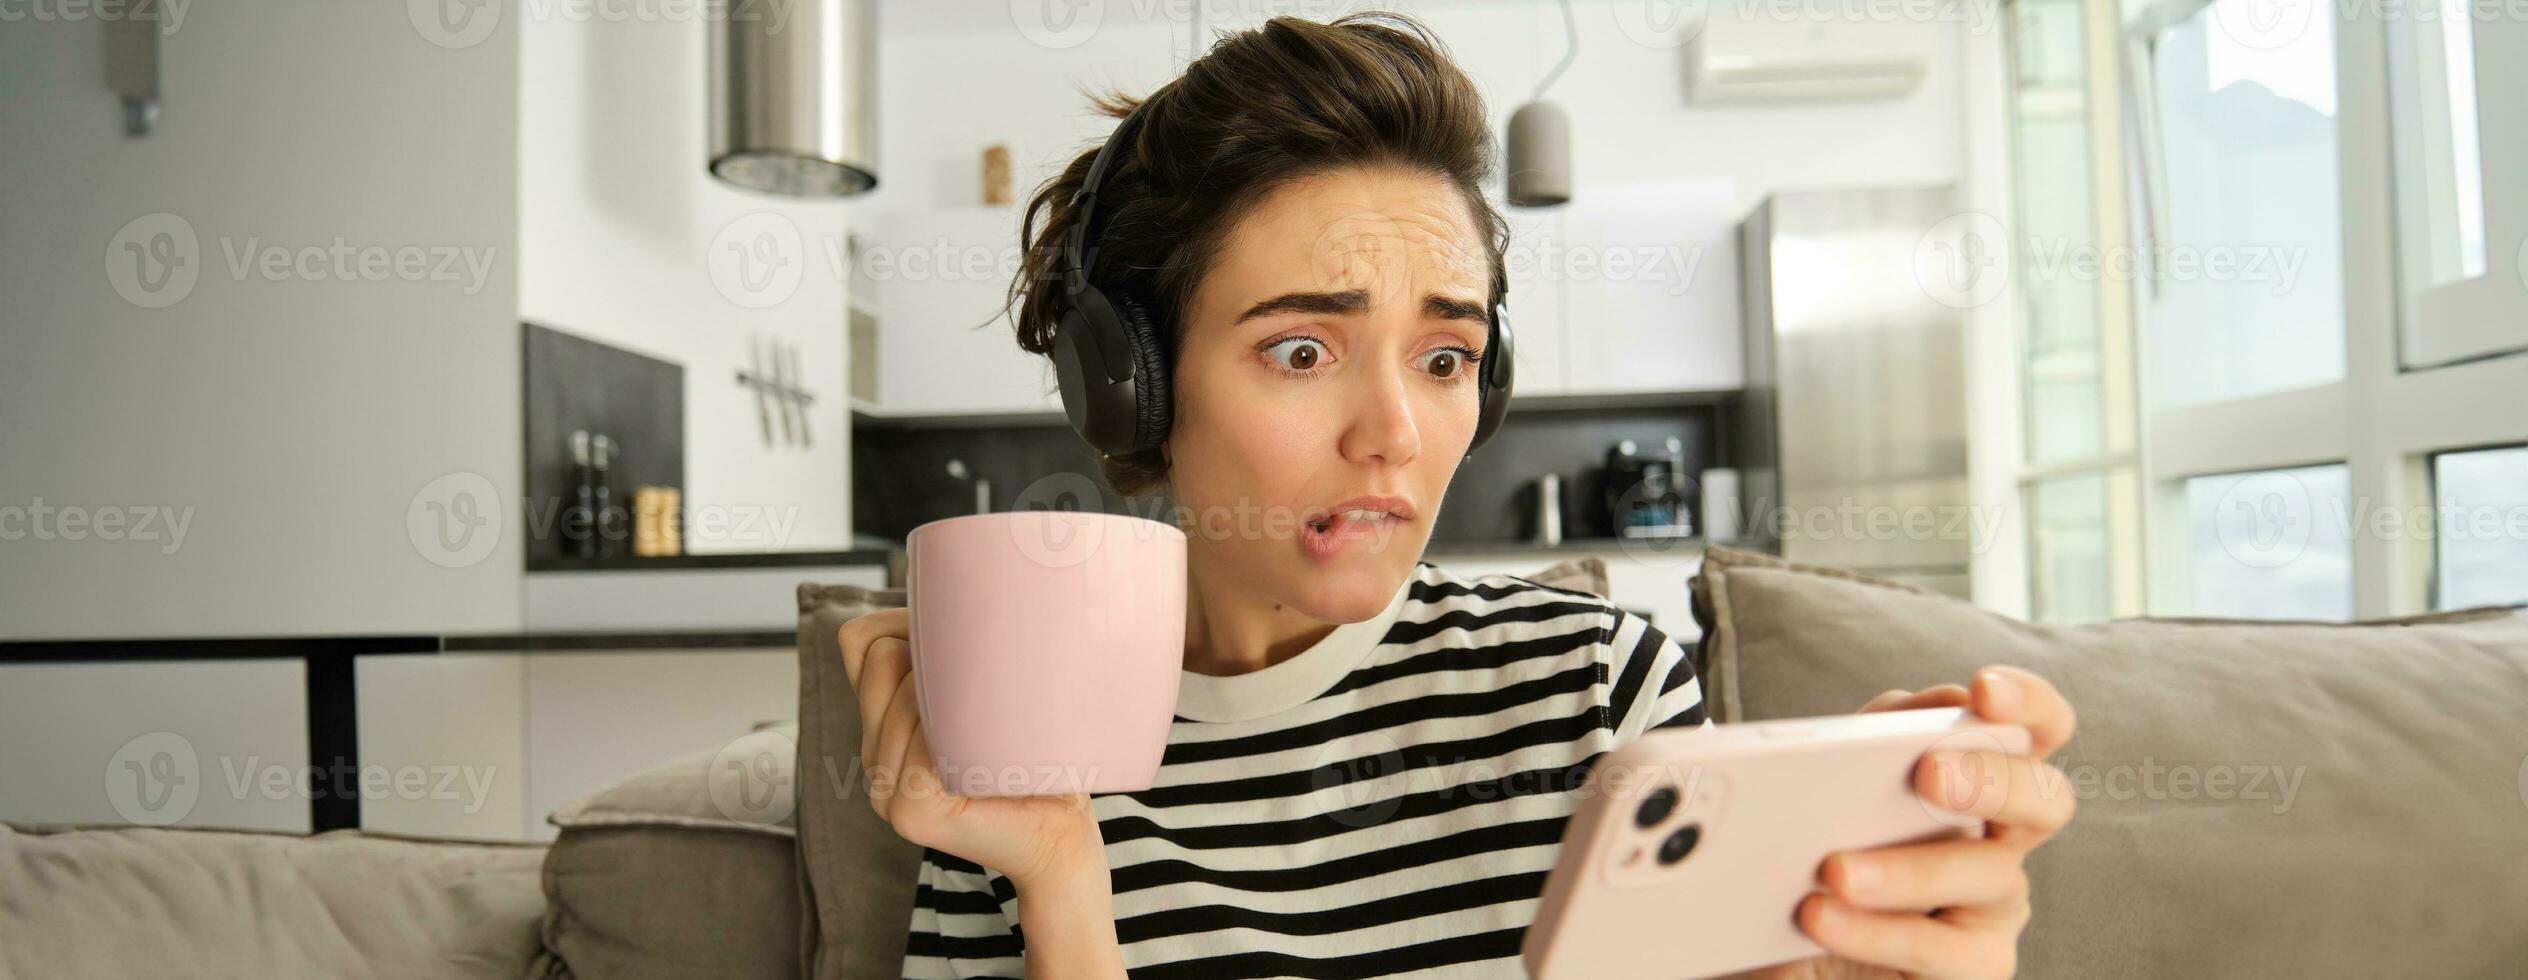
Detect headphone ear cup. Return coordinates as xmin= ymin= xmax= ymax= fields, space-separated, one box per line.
xmin=1469 ymin=309 xmax=1515 ymax=453
xmin=1113 ymin=291 xmax=1173 ymax=454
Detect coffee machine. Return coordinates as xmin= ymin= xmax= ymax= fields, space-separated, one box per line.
xmin=1603 ymin=437 xmax=1694 ymax=539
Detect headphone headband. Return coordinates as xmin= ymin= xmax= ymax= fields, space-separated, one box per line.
xmin=1062 ymin=99 xmax=1155 ymax=296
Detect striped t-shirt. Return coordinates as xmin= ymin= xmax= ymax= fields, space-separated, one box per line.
xmin=903 ymin=562 xmax=1712 ymax=978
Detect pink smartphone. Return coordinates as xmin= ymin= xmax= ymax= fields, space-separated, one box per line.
xmin=1522 ymin=707 xmax=2031 ymax=980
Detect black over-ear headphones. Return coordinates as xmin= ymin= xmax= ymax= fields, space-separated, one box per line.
xmin=1049 ymin=98 xmax=1515 ymax=460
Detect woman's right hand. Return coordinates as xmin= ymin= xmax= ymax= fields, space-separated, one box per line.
xmin=837 ymin=608 xmax=1110 ymax=889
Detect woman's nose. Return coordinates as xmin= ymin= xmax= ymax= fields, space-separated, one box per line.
xmin=1336 ymin=362 xmax=1421 ymax=466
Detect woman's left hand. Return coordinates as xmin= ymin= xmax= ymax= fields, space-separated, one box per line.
xmin=1737 ymin=665 xmax=2077 ymax=980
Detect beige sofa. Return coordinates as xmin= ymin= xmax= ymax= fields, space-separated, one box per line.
xmin=9 ymin=551 xmax=2525 ymax=979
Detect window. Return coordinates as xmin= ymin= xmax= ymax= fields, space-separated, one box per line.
xmin=2027 ymin=472 xmax=2118 ymax=623
xmin=1991 ymin=0 xmax=2520 ymax=623
xmin=2014 ymin=0 xmax=2110 ymax=466
xmin=2006 ymin=0 xmax=2143 ymax=624
xmin=2386 ymin=0 xmax=2520 ymax=369
xmin=2138 ymin=0 xmax=2345 ymax=410
xmin=2432 ymin=446 xmax=2528 ymax=610
xmin=2183 ymin=464 xmax=2354 ymax=621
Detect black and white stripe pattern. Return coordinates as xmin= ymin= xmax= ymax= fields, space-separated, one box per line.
xmin=904 ymin=563 xmax=1709 ymax=978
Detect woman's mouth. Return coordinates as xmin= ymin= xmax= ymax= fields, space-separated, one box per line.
xmin=1299 ymin=496 xmax=1413 ymax=560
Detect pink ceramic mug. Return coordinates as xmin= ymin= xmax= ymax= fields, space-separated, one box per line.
xmin=905 ymin=511 xmax=1186 ymax=797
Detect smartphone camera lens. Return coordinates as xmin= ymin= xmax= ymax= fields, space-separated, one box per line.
xmin=1656 ymin=823 xmax=1701 ymax=865
xmin=1634 ymin=785 xmax=1678 ymax=828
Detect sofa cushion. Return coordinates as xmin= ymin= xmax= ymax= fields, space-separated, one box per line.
xmin=1520 ymin=555 xmax=1610 ymax=598
xmin=795 ymin=583 xmax=928 ymax=980
xmin=1689 ymin=545 xmax=2528 ymax=979
xmin=0 ymin=823 xmax=548 ymax=980
xmin=538 ymin=725 xmax=806 ymax=980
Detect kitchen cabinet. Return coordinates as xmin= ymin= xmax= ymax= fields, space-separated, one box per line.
xmin=359 ymin=647 xmax=796 ymax=842
xmin=520 ymin=649 xmax=796 ymax=841
xmin=0 ymin=659 xmax=312 ymax=832
xmin=857 ymin=207 xmax=1062 ymax=418
xmin=1504 ymin=180 xmax=1742 ymax=400
xmin=1557 ymin=181 xmax=1744 ymax=395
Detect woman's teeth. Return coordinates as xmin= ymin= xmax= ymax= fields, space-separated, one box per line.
xmin=1310 ymin=509 xmax=1391 ymax=531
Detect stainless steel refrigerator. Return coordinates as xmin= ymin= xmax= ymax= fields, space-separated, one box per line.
xmin=1734 ymin=187 xmax=1974 ymax=597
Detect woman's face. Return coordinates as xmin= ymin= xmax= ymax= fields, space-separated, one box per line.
xmin=1166 ymin=165 xmax=1492 ymax=623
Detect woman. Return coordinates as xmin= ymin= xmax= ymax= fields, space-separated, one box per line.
xmin=839 ymin=14 xmax=2074 ymax=979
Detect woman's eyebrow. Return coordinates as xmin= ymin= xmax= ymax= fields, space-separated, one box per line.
xmin=1230 ymin=290 xmax=1488 ymax=325
xmin=1233 ymin=289 xmax=1368 ymax=323
xmin=1423 ymin=295 xmax=1487 ymax=323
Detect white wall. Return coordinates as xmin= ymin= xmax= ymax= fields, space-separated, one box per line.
xmin=0 ymin=4 xmax=521 ymax=638
xmin=869 ymin=0 xmax=1963 ymax=223
xmin=518 ymin=11 xmax=854 ymax=554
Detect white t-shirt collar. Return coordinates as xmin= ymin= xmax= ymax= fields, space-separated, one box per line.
xmin=1171 ymin=571 xmax=1417 ymax=724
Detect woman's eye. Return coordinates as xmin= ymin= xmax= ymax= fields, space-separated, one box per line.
xmin=1263 ymin=337 xmax=1331 ymax=373
xmin=1416 ymin=346 xmax=1476 ymax=380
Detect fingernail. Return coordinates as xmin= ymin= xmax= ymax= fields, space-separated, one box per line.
xmin=1980 ymin=668 xmax=2023 ymax=717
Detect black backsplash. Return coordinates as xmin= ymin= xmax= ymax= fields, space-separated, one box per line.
xmin=1434 ymin=404 xmax=1723 ymax=543
xmin=523 ymin=322 xmax=685 ymax=561
xmin=851 ymin=401 xmax=1727 ymax=545
xmin=852 ymin=417 xmax=1138 ymax=536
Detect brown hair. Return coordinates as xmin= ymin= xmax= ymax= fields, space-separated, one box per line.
xmin=1008 ymin=12 xmax=1508 ymax=496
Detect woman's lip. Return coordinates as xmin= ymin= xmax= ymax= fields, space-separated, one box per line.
xmin=1304 ymin=495 xmax=1415 ymax=527
xmin=1298 ymin=509 xmax=1401 ymax=560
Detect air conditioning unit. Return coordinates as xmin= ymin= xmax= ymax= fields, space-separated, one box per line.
xmin=1685 ymin=9 xmax=1935 ymax=104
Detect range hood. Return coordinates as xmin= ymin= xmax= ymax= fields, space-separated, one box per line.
xmin=709 ymin=0 xmax=878 ymax=197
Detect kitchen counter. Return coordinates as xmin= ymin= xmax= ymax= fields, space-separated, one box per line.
xmin=0 ymin=627 xmax=813 ymax=834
